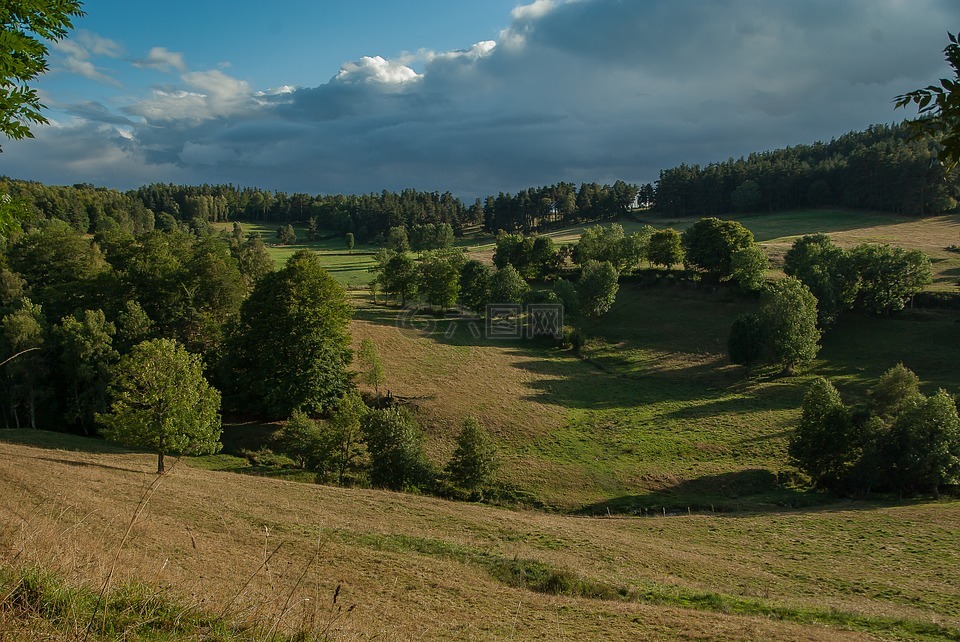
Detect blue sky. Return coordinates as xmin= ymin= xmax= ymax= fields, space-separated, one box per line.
xmin=4 ymin=0 xmax=958 ymax=198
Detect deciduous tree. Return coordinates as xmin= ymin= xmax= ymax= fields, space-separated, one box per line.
xmin=98 ymin=338 xmax=221 ymax=474
xmin=1 ymin=1 xmax=85 ymax=148
xmin=362 ymin=407 xmax=431 ymax=491
xmin=758 ymin=277 xmax=820 ymax=373
xmin=577 ymin=260 xmax=619 ymax=318
xmin=225 ymin=250 xmax=352 ymax=418
xmin=647 ymin=228 xmax=684 ymax=269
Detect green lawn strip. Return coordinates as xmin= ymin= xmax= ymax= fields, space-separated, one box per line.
xmin=340 ymin=531 xmax=960 ymax=641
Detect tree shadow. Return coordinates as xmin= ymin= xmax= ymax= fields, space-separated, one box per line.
xmin=577 ymin=469 xmax=905 ymax=517
xmin=24 ymin=454 xmax=149 ymax=475
xmin=0 ymin=429 xmax=129 ymax=454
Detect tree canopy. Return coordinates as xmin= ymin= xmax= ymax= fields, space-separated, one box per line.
xmin=98 ymin=338 xmax=221 ymax=474
xmin=758 ymin=277 xmax=820 ymax=373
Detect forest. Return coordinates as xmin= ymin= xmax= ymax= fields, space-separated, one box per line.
xmin=4 ymin=122 xmax=952 ymax=248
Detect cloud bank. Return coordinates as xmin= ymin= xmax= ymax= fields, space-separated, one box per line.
xmin=8 ymin=0 xmax=959 ymax=198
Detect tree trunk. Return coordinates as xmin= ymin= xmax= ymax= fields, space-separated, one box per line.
xmin=157 ymin=451 xmax=165 ymax=474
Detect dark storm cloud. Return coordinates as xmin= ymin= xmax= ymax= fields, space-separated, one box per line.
xmin=8 ymin=0 xmax=959 ymax=197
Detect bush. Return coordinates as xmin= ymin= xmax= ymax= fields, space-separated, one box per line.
xmin=362 ymin=407 xmax=433 ymax=491
xmin=446 ymin=417 xmax=498 ymax=495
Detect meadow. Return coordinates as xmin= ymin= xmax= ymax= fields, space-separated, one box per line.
xmin=2 ymin=435 xmax=959 ymax=640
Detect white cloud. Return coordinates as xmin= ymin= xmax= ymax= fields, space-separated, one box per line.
xmin=75 ymin=32 xmax=124 ymax=58
xmin=60 ymin=57 xmax=120 ymax=86
xmin=512 ymin=0 xmax=559 ymax=21
xmin=127 ymin=69 xmax=257 ymax=123
xmin=134 ymin=47 xmax=187 ymax=73
xmin=334 ymin=56 xmax=422 ymax=85
xmin=52 ymin=30 xmax=123 ymax=84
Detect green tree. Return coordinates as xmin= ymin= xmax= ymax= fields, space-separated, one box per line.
xmin=362 ymin=407 xmax=431 ymax=491
xmin=345 ymin=232 xmax=355 ymax=251
xmin=758 ymin=277 xmax=820 ymax=373
xmin=358 ymin=338 xmax=385 ymax=399
xmin=529 ymin=235 xmax=560 ymax=279
xmin=381 ymin=252 xmax=418 ymax=306
xmin=234 ymin=234 xmax=274 ymax=292
xmin=728 ymin=244 xmax=768 ymax=292
xmin=647 ymin=228 xmax=684 ymax=269
xmin=327 ymin=390 xmax=368 ymax=485
xmin=681 ymin=217 xmax=754 ymax=280
xmin=446 ymin=417 xmax=498 ymax=495
xmin=493 ymin=232 xmax=533 ymax=275
xmin=552 ymin=279 xmax=580 ymax=320
xmin=277 ymin=224 xmax=296 ymax=245
xmin=870 ymin=363 xmax=923 ymax=421
xmin=386 ymin=226 xmax=410 ymax=253
xmin=459 ymin=259 xmax=491 ymax=313
xmin=576 ymin=260 xmax=619 ymax=318
xmin=852 ymin=244 xmax=932 ymax=315
xmin=226 ymin=250 xmax=353 ymax=418
xmin=727 ymin=313 xmax=764 ymax=375
xmin=1 ymin=1 xmax=85 ymax=147
xmin=489 ymin=264 xmax=529 ymax=304
xmin=98 ymin=338 xmax=221 ymax=474
xmin=8 ymin=220 xmax=109 ymax=320
xmin=887 ymin=389 xmax=960 ymax=497
xmin=789 ymin=378 xmax=858 ymax=489
xmin=731 ymin=180 xmax=762 ymax=213
xmin=573 ymin=224 xmax=626 ymax=268
xmin=418 ymin=249 xmax=464 ymax=311
xmin=1 ymin=298 xmax=48 ymax=428
xmin=895 ymin=31 xmax=960 ymax=168
xmin=783 ymin=234 xmax=859 ymax=326
xmin=114 ymin=300 xmax=153 ymax=352
xmin=273 ymin=410 xmax=325 ymax=469
xmin=53 ymin=309 xmax=118 ymax=434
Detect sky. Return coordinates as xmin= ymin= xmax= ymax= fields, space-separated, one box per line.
xmin=3 ymin=0 xmax=958 ymax=199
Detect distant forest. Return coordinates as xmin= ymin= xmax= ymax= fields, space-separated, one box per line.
xmin=2 ymin=122 xmax=955 ymax=242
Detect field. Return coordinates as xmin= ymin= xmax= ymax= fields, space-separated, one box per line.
xmin=2 ymin=434 xmax=959 ymax=640
xmin=214 ymin=210 xmax=960 ymax=291
xmin=212 ymin=220 xmax=379 ymax=288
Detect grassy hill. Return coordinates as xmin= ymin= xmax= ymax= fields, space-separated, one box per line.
xmin=2 ymin=434 xmax=959 ymax=640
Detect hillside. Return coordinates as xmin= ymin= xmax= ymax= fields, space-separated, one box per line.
xmin=2 ymin=435 xmax=959 ymax=640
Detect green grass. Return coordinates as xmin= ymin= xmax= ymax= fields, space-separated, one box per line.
xmin=212 ymin=221 xmax=378 ymax=287
xmin=0 ymin=565 xmax=341 ymax=641
xmin=350 ymin=274 xmax=960 ymax=511
xmin=336 ymin=530 xmax=960 ymax=641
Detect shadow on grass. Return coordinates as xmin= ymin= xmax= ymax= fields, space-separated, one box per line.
xmin=0 ymin=429 xmax=129 ymax=454
xmin=577 ymin=468 xmax=884 ymax=516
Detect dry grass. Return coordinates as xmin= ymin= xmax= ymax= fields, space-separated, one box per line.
xmin=761 ymin=213 xmax=960 ymax=290
xmin=6 ymin=438 xmax=953 ymax=640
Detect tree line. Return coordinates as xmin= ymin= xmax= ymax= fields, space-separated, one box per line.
xmin=653 ymin=123 xmax=957 ymax=217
